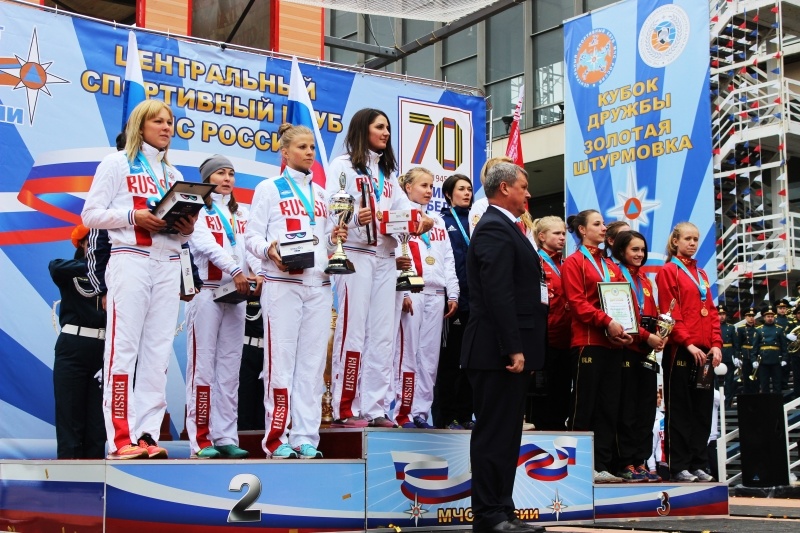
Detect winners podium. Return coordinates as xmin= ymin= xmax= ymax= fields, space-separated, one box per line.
xmin=0 ymin=428 xmax=728 ymax=532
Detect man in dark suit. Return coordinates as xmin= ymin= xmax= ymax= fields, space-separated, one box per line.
xmin=461 ymin=163 xmax=547 ymax=533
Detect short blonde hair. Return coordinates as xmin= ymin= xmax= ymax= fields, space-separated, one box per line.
xmin=398 ymin=166 xmax=433 ymax=194
xmin=479 ymin=156 xmax=513 ymax=185
xmin=125 ymin=100 xmax=174 ymax=164
xmin=533 ymin=216 xmax=566 ymax=247
xmin=665 ymin=221 xmax=699 ymax=260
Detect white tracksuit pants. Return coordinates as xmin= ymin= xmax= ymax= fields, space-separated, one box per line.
xmin=393 ymin=291 xmax=445 ymax=426
xmin=103 ymin=252 xmax=180 ymax=453
xmin=185 ymin=289 xmax=246 ymax=454
xmin=261 ymin=282 xmax=331 ymax=454
xmin=331 ymin=252 xmax=397 ymax=420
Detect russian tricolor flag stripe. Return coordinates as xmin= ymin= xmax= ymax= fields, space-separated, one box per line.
xmin=121 ymin=31 xmax=146 ymax=129
xmin=287 ymin=56 xmax=329 ymax=188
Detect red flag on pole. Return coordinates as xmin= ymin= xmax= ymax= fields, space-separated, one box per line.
xmin=506 ymin=84 xmax=524 ymax=168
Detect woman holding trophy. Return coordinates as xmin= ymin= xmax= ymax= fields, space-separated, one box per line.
xmin=245 ymin=123 xmax=343 ymax=459
xmin=392 ymin=167 xmax=459 ymax=428
xmin=562 ymin=209 xmax=631 ymax=483
xmin=655 ymin=222 xmax=722 ymax=482
xmin=611 ymin=230 xmax=665 ymax=481
xmin=325 ymin=108 xmax=433 ymax=429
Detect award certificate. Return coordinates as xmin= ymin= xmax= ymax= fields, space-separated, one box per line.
xmin=597 ymin=282 xmax=639 ymax=334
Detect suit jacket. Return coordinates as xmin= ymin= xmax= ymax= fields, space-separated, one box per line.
xmin=460 ymin=205 xmax=548 ymax=371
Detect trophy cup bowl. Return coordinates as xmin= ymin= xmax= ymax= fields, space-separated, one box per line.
xmin=325 ymin=188 xmax=356 ymax=275
xmin=396 ymin=233 xmax=425 ymax=292
xmin=642 ymin=312 xmax=675 ymax=373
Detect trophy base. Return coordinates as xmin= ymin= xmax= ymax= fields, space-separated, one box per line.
xmin=325 ymin=258 xmax=356 ymax=275
xmin=641 ymin=359 xmax=660 ymax=373
xmin=397 ymin=275 xmax=425 ymax=292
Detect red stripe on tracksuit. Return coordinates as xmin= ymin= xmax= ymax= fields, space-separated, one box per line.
xmin=111 ymin=374 xmax=130 ymax=451
xmin=408 ymin=240 xmax=423 ymax=276
xmin=339 ymin=351 xmax=360 ymax=419
xmin=132 ymin=196 xmax=152 ymax=246
xmin=192 ymin=328 xmax=212 ymax=450
xmin=207 ymin=232 xmax=224 ymax=281
xmin=265 ymin=388 xmax=289 ymax=453
xmin=395 ymin=324 xmax=411 ymax=426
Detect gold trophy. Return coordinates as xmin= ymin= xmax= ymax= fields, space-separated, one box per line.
xmin=325 ymin=173 xmax=356 ymax=275
xmin=396 ymin=233 xmax=425 ymax=292
xmin=642 ymin=299 xmax=676 ymax=372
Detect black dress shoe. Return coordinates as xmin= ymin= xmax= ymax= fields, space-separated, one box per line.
xmin=509 ymin=517 xmax=546 ymax=532
xmin=478 ymin=519 xmax=539 ymax=533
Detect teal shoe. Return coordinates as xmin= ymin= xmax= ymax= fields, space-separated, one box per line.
xmin=214 ymin=444 xmax=249 ymax=459
xmin=193 ymin=446 xmax=221 ymax=459
xmin=294 ymin=443 xmax=323 ymax=459
xmin=270 ymin=443 xmax=298 ymax=459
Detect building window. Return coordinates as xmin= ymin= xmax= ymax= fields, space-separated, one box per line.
xmin=534 ymin=0 xmax=575 ymax=33
xmin=486 ymin=3 xmax=524 ymax=138
xmin=328 ymin=9 xmax=358 ymax=65
xmin=365 ymin=14 xmax=396 ymax=71
xmin=442 ymin=25 xmax=478 ymax=87
xmin=532 ymin=28 xmax=564 ymax=127
xmin=585 ymin=0 xmax=619 ymax=11
xmin=402 ymin=19 xmax=435 ymax=79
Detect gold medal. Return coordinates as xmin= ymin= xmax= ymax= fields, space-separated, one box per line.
xmin=376 ymin=211 xmax=383 ymax=221
xmin=700 ymin=308 xmax=708 ymax=317
xmin=425 ymin=256 xmax=435 ymax=265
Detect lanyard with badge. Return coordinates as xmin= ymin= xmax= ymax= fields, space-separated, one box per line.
xmin=138 ymin=151 xmax=170 ymax=210
xmin=620 ymin=265 xmax=644 ymax=312
xmin=671 ymin=257 xmax=709 ymax=316
xmin=450 ymin=208 xmax=470 ymax=245
xmin=282 ymin=169 xmax=320 ymax=245
xmin=206 ymin=202 xmax=239 ymax=262
xmin=538 ymin=249 xmax=561 ymax=278
xmin=420 ymin=231 xmax=435 ymax=265
xmin=580 ymin=245 xmax=611 ymax=282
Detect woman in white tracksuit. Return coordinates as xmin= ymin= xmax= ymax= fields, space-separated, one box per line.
xmin=393 ymin=167 xmax=459 ymax=428
xmin=185 ymin=155 xmax=261 ymax=459
xmin=81 ymin=100 xmax=197 ymax=460
xmin=245 ymin=123 xmax=342 ymax=459
xmin=325 ymin=108 xmax=433 ymax=429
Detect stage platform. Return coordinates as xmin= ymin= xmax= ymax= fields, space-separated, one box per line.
xmin=0 ymin=429 xmax=728 ymax=532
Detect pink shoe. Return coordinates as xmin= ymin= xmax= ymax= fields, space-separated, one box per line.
xmin=330 ymin=416 xmax=369 ymax=428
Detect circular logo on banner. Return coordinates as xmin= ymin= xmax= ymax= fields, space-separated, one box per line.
xmin=638 ymin=5 xmax=690 ymax=68
xmin=573 ymin=28 xmax=617 ymax=88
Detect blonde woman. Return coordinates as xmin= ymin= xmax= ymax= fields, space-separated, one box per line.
xmin=82 ymin=100 xmax=197 ymax=459
xmin=393 ymin=167 xmax=459 ymax=428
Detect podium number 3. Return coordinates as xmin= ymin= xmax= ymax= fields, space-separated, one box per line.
xmin=228 ymin=473 xmax=262 ymax=522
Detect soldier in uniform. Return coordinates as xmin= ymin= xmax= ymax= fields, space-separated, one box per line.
xmin=791 ymin=306 xmax=800 ymax=400
xmin=776 ymin=299 xmax=795 ymax=390
xmin=718 ymin=305 xmax=738 ymax=409
xmin=737 ymin=308 xmax=759 ymax=394
xmin=753 ymin=306 xmax=788 ymax=395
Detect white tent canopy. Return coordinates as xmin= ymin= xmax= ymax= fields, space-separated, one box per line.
xmin=282 ymin=0 xmax=502 ymax=23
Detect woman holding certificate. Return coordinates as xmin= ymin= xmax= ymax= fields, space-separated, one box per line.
xmin=185 ymin=155 xmax=259 ymax=460
xmin=326 ymin=108 xmax=433 ymax=429
xmin=562 ymin=209 xmax=632 ymax=483
xmin=392 ymin=167 xmax=459 ymax=428
xmin=81 ymin=100 xmax=197 ymax=460
xmin=245 ymin=123 xmax=341 ymax=459
xmin=655 ymin=222 xmax=722 ymax=482
xmin=528 ymin=216 xmax=571 ymax=431
xmin=611 ymin=230 xmax=665 ymax=481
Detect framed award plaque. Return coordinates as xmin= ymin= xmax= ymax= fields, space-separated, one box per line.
xmin=597 ymin=282 xmax=639 ymax=335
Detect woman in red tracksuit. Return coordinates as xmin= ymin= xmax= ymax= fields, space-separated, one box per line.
xmin=562 ymin=209 xmax=632 ymax=483
xmin=612 ymin=230 xmax=665 ymax=482
xmin=655 ymin=222 xmax=722 ymax=483
xmin=529 ymin=216 xmax=571 ymax=430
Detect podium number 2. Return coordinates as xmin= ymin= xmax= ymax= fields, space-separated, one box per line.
xmin=228 ymin=474 xmax=262 ymax=522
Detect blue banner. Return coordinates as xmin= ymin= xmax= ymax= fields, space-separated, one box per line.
xmin=564 ymin=0 xmax=716 ymax=288
xmin=0 ymin=0 xmax=485 ymax=456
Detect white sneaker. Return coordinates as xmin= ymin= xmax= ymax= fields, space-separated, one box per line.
xmin=692 ymin=469 xmax=715 ymax=482
xmin=594 ymin=470 xmax=623 ymax=483
xmin=673 ymin=469 xmax=698 ymax=482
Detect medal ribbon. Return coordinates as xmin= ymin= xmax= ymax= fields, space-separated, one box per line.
xmin=538 ymin=249 xmax=561 ymax=278
xmin=366 ymin=167 xmax=385 ymax=204
xmin=136 ymin=151 xmax=169 ymax=198
xmin=420 ymin=231 xmax=431 ymax=250
xmin=671 ymin=257 xmax=707 ymax=300
xmin=207 ymin=202 xmax=237 ymax=246
xmin=450 ymin=208 xmax=470 ymax=245
xmin=282 ymin=169 xmax=316 ymax=226
xmin=620 ymin=265 xmax=644 ymax=312
xmin=579 ymin=245 xmax=610 ymax=282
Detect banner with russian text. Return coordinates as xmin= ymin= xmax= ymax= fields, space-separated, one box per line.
xmin=564 ymin=0 xmax=716 ymax=290
xmin=0 ymin=0 xmax=485 ymax=457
